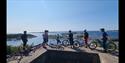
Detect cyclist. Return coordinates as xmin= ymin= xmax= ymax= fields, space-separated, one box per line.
xmin=56 ymin=34 xmax=61 ymax=45
xmin=42 ymin=30 xmax=49 ymax=49
xmin=83 ymin=29 xmax=89 ymax=48
xmin=100 ymin=28 xmax=108 ymax=52
xmin=21 ymin=31 xmax=28 ymax=50
xmin=68 ymin=30 xmax=74 ymax=48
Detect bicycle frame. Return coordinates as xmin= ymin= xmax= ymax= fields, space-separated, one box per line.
xmin=94 ymin=39 xmax=113 ymax=47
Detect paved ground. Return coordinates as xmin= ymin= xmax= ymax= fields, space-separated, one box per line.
xmin=7 ymin=46 xmax=118 ymax=63
xmin=78 ymin=47 xmax=118 ymax=63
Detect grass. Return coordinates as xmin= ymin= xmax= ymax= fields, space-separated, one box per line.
xmin=7 ymin=44 xmax=34 ymax=55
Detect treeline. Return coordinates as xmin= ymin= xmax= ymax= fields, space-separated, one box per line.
xmin=7 ymin=34 xmax=37 ymax=41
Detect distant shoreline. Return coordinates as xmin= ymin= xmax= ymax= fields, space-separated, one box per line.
xmin=7 ymin=34 xmax=37 ymax=41
xmin=7 ymin=30 xmax=118 ymax=42
xmin=7 ymin=30 xmax=118 ymax=34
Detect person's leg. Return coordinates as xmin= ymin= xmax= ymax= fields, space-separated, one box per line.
xmin=69 ymin=39 xmax=71 ymax=47
xmin=23 ymin=41 xmax=27 ymax=50
xmin=72 ymin=40 xmax=74 ymax=48
xmin=57 ymin=40 xmax=59 ymax=45
xmin=69 ymin=39 xmax=72 ymax=48
xmin=86 ymin=38 xmax=88 ymax=47
xmin=46 ymin=39 xmax=48 ymax=45
xmin=43 ymin=39 xmax=47 ymax=46
xmin=42 ymin=42 xmax=47 ymax=49
xmin=70 ymin=41 xmax=72 ymax=48
xmin=42 ymin=39 xmax=46 ymax=47
xmin=70 ymin=42 xmax=73 ymax=48
xmin=85 ymin=39 xmax=87 ymax=48
xmin=103 ymin=40 xmax=107 ymax=52
xmin=43 ymin=39 xmax=47 ymax=49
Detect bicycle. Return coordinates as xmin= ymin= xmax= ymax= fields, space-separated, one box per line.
xmin=49 ymin=39 xmax=64 ymax=50
xmin=49 ymin=42 xmax=64 ymax=50
xmin=88 ymin=39 xmax=117 ymax=52
xmin=62 ymin=39 xmax=80 ymax=48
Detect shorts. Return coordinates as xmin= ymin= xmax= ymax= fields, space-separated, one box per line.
xmin=84 ymin=37 xmax=88 ymax=44
xmin=43 ymin=38 xmax=48 ymax=43
xmin=69 ymin=39 xmax=74 ymax=45
xmin=22 ymin=40 xmax=27 ymax=47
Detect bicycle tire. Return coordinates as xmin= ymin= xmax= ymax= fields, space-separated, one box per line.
xmin=106 ymin=42 xmax=117 ymax=52
xmin=88 ymin=40 xmax=98 ymax=50
xmin=73 ymin=40 xmax=80 ymax=48
xmin=62 ymin=40 xmax=69 ymax=47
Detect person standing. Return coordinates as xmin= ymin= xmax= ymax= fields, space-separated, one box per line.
xmin=21 ymin=31 xmax=28 ymax=50
xmin=68 ymin=30 xmax=74 ymax=48
xmin=83 ymin=29 xmax=89 ymax=48
xmin=100 ymin=28 xmax=108 ymax=52
xmin=42 ymin=30 xmax=49 ymax=49
xmin=56 ymin=34 xmax=61 ymax=45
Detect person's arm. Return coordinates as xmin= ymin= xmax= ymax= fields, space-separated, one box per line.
xmin=71 ymin=33 xmax=73 ymax=38
xmin=43 ymin=34 xmax=45 ymax=38
xmin=26 ymin=35 xmax=28 ymax=41
xmin=21 ymin=35 xmax=23 ymax=40
xmin=106 ymin=33 xmax=111 ymax=40
xmin=68 ymin=33 xmax=70 ymax=39
xmin=100 ymin=33 xmax=103 ymax=40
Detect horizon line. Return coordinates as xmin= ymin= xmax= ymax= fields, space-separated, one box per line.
xmin=7 ymin=29 xmax=118 ymax=34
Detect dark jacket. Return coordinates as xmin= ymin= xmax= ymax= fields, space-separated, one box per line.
xmin=84 ymin=32 xmax=89 ymax=38
xmin=102 ymin=32 xmax=108 ymax=40
xmin=21 ymin=34 xmax=28 ymax=42
xmin=69 ymin=33 xmax=73 ymax=40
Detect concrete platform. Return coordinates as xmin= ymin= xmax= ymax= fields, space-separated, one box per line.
xmin=7 ymin=46 xmax=118 ymax=63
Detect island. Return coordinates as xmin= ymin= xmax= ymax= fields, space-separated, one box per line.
xmin=7 ymin=34 xmax=37 ymax=41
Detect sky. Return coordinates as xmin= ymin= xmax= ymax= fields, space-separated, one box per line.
xmin=7 ymin=0 xmax=118 ymax=33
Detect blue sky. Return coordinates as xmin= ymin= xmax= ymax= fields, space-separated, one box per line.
xmin=7 ymin=0 xmax=118 ymax=33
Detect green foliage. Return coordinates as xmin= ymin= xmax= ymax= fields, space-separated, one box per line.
xmin=7 ymin=45 xmax=20 ymax=55
xmin=48 ymin=35 xmax=63 ymax=39
xmin=7 ymin=34 xmax=37 ymax=41
xmin=76 ymin=35 xmax=83 ymax=39
xmin=7 ymin=44 xmax=33 ymax=55
xmin=92 ymin=40 xmax=101 ymax=47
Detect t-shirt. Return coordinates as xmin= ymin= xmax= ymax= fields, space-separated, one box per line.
xmin=43 ymin=33 xmax=48 ymax=39
xmin=84 ymin=32 xmax=89 ymax=38
xmin=56 ymin=35 xmax=60 ymax=40
xmin=21 ymin=34 xmax=27 ymax=42
xmin=69 ymin=33 xmax=73 ymax=39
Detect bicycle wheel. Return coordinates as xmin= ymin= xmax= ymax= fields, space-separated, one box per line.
xmin=107 ymin=42 xmax=117 ymax=52
xmin=73 ymin=40 xmax=80 ymax=48
xmin=88 ymin=40 xmax=98 ymax=50
xmin=62 ymin=40 xmax=69 ymax=47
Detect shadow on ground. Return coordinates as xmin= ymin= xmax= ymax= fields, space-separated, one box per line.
xmin=71 ymin=47 xmax=86 ymax=52
xmin=91 ymin=49 xmax=119 ymax=57
xmin=31 ymin=50 xmax=101 ymax=63
xmin=71 ymin=47 xmax=118 ymax=57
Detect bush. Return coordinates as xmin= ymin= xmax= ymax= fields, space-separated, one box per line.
xmin=7 ymin=44 xmax=33 ymax=55
xmin=48 ymin=35 xmax=63 ymax=39
xmin=7 ymin=45 xmax=20 ymax=55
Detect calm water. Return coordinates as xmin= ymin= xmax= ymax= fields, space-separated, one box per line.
xmin=7 ymin=31 xmax=118 ymax=46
